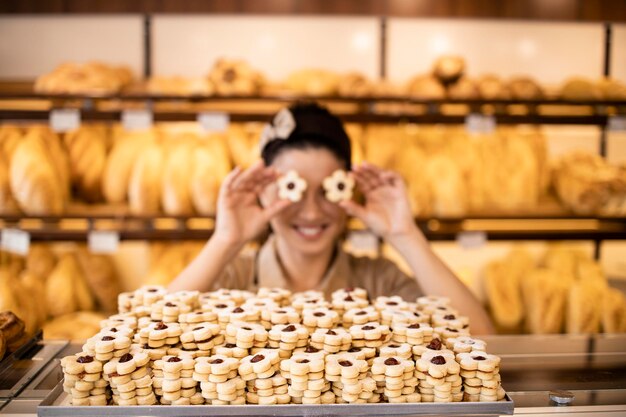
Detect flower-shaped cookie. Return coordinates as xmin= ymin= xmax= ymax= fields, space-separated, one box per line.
xmin=218 ymin=305 xmax=260 ymax=326
xmin=164 ymin=290 xmax=200 ymax=309
xmin=374 ymin=296 xmax=408 ymax=312
xmin=277 ymin=170 xmax=307 ymax=202
xmin=432 ymin=312 xmax=469 ymax=330
xmin=378 ymin=343 xmax=413 ymax=360
xmin=261 ymin=307 xmax=301 ymax=327
xmin=325 ymin=353 xmax=368 ymax=380
xmin=201 ymin=289 xmax=254 ymax=305
xmin=310 ymin=327 xmax=352 ymax=353
xmin=292 ymin=296 xmax=330 ymax=312
xmin=331 ymin=293 xmax=370 ymax=312
xmin=281 ymin=353 xmax=325 ymax=377
xmin=455 ymin=351 xmax=500 ymax=372
xmin=323 ymin=169 xmax=354 ymax=203
xmin=332 ymin=287 xmax=368 ymax=301
xmin=214 ymin=342 xmax=250 ymax=360
xmin=412 ymin=337 xmax=447 ymax=359
xmin=226 ymin=321 xmax=268 ymax=349
xmin=382 ymin=309 xmax=429 ymax=327
xmin=268 ymin=323 xmax=309 ymax=345
xmin=392 ymin=322 xmax=434 ymax=345
xmin=180 ymin=323 xmax=222 ymax=350
xmin=61 ymin=354 xmax=103 ymax=375
xmin=434 ymin=326 xmax=470 ymax=341
xmin=238 ymin=349 xmax=281 ymax=379
xmin=100 ymin=313 xmax=137 ymax=330
xmin=446 ymin=336 xmax=487 ymax=354
xmin=138 ymin=321 xmax=182 ymax=347
xmin=416 ymin=354 xmax=460 ymax=379
xmin=257 ymin=287 xmax=292 ymax=305
xmin=302 ymin=308 xmax=339 ymax=329
xmin=151 ymin=300 xmax=192 ymax=322
xmin=371 ymin=355 xmax=414 ymax=378
xmin=343 ymin=306 xmax=380 ymax=326
xmin=349 ymin=322 xmax=391 ymax=347
xmin=103 ymin=351 xmax=150 ymax=376
xmin=178 ymin=310 xmax=218 ymax=329
xmin=243 ymin=297 xmax=280 ymax=313
xmin=194 ymin=355 xmax=239 ymax=379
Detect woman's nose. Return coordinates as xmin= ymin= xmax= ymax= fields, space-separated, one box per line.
xmin=299 ymin=189 xmax=324 ymax=220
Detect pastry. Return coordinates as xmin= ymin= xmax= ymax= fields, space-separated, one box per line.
xmin=432 ymin=55 xmax=465 ymax=84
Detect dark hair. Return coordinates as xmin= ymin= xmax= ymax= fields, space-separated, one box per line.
xmin=261 ymin=102 xmax=352 ymax=170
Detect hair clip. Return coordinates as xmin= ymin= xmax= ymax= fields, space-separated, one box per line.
xmin=323 ymin=170 xmax=354 ymax=203
xmin=277 ymin=170 xmax=307 ymax=202
xmin=258 ymin=108 xmax=296 ymax=151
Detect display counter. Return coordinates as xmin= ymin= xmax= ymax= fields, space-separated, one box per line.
xmin=0 ymin=334 xmax=624 ymax=416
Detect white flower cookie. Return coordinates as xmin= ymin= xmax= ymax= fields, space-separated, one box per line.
xmin=310 ymin=327 xmax=352 ymax=353
xmin=323 ymin=169 xmax=354 ymax=203
xmin=343 ymin=306 xmax=380 ymax=326
xmin=446 ymin=336 xmax=487 ymax=354
xmin=277 ymin=170 xmax=307 ymax=202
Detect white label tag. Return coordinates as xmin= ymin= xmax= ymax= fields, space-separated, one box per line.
xmin=1 ymin=228 xmax=30 ymax=255
xmin=88 ymin=231 xmax=120 ymax=254
xmin=608 ymin=115 xmax=626 ymax=132
xmin=347 ymin=231 xmax=379 ymax=253
xmin=122 ymin=109 xmax=153 ymax=131
xmin=50 ymin=109 xmax=80 ymax=132
xmin=465 ymin=114 xmax=496 ymax=134
xmin=198 ymin=112 xmax=230 ymax=132
xmin=456 ymin=231 xmax=487 ymax=249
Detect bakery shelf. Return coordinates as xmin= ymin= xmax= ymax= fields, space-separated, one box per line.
xmin=38 ymin=381 xmax=514 ymax=416
xmin=2 ymin=214 xmax=625 ymax=242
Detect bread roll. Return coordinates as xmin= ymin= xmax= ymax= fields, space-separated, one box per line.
xmin=63 ymin=125 xmax=108 ymax=202
xmin=147 ymin=76 xmax=214 ymax=96
xmin=447 ymin=77 xmax=479 ymax=100
xmin=597 ymin=77 xmax=626 ymax=100
xmin=338 ymin=72 xmax=372 ymax=97
xmin=102 ymin=129 xmax=156 ymax=203
xmin=19 ymin=271 xmax=47 ymax=333
xmin=42 ymin=311 xmax=106 ymax=341
xmin=144 ymin=244 xmax=189 ymax=286
xmin=285 ymin=69 xmax=339 ymax=96
xmin=9 ymin=137 xmax=65 ymax=215
xmin=25 ymin=244 xmax=57 ymax=280
xmin=0 ymin=125 xmax=22 ymax=161
xmin=162 ymin=142 xmax=196 ymax=215
xmin=522 ymin=268 xmax=568 ymax=334
xmin=425 ymin=151 xmax=467 ymax=216
xmin=406 ymin=75 xmax=446 ymax=100
xmin=45 ymin=253 xmax=94 ymax=318
xmin=508 ymin=77 xmax=544 ymax=100
xmin=128 ymin=142 xmax=164 ymax=215
xmin=566 ymin=279 xmax=605 ymax=334
xmin=0 ymin=154 xmax=19 ymax=214
xmin=560 ymin=77 xmax=602 ymax=101
xmin=190 ymin=144 xmax=225 ymax=216
xmin=477 ymin=75 xmax=510 ymax=100
xmin=24 ymin=126 xmax=70 ymax=199
xmin=432 ymin=55 xmax=465 ymax=84
xmin=208 ymin=58 xmax=264 ymax=96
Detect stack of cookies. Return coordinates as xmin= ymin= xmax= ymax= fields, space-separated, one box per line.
xmin=179 ymin=322 xmax=223 ymax=356
xmin=446 ymin=336 xmax=487 ymax=355
xmin=61 ymin=354 xmax=108 ymax=406
xmin=218 ymin=306 xmax=261 ymax=329
xmin=281 ymin=353 xmax=333 ymax=404
xmin=302 ymin=308 xmax=339 ymax=333
xmin=137 ymin=321 xmax=182 ymax=349
xmin=83 ymin=330 xmax=132 ymax=362
xmin=179 ymin=311 xmax=218 ymax=330
xmin=456 ymin=351 xmax=505 ymax=402
xmin=349 ymin=322 xmax=391 ymax=349
xmin=342 ymin=306 xmax=380 ymax=327
xmin=415 ymin=350 xmax=462 ymax=403
xmin=103 ymin=350 xmax=156 ymax=405
xmin=152 ymin=355 xmax=200 ymax=405
xmin=257 ymin=287 xmax=292 ymax=306
xmin=151 ymin=300 xmax=192 ymax=323
xmin=331 ymin=290 xmax=369 ymax=316
xmin=194 ymin=355 xmax=243 ymax=405
xmin=371 ymin=355 xmax=420 ymax=403
xmin=260 ymin=307 xmax=301 ymax=330
xmin=225 ymin=322 xmax=268 ymax=350
xmin=310 ymin=327 xmax=352 ymax=354
xmin=325 ymin=353 xmax=375 ymax=403
xmin=392 ymin=322 xmax=434 ymax=346
xmin=238 ymin=349 xmax=289 ymax=405
xmin=268 ymin=323 xmax=310 ymax=358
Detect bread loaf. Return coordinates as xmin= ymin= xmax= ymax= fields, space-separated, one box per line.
xmin=602 ymin=288 xmax=626 ymax=333
xmin=0 ymin=125 xmax=22 ymax=161
xmin=447 ymin=77 xmax=479 ymax=100
xmin=45 ymin=253 xmax=89 ymax=317
xmin=25 ymin=244 xmax=57 ymax=280
xmin=75 ymin=248 xmax=120 ymax=313
xmin=102 ymin=129 xmax=156 ymax=203
xmin=128 ymin=142 xmax=164 ymax=215
xmin=63 ymin=125 xmax=108 ymax=202
xmin=338 ymin=72 xmax=372 ymax=97
xmin=285 ymin=69 xmax=338 ymax=96
xmin=9 ymin=137 xmax=65 ymax=215
xmin=508 ymin=77 xmax=544 ymax=100
xmin=24 ymin=126 xmax=70 ymax=199
xmin=406 ymin=75 xmax=445 ymax=100
xmin=560 ymin=77 xmax=602 ymax=101
xmin=432 ymin=55 xmax=465 ymax=84
xmin=208 ymin=58 xmax=264 ymax=96
xmin=566 ymin=279 xmax=605 ymax=334
xmin=42 ymin=311 xmax=106 ymax=340
xmin=0 ymin=154 xmax=19 ymax=214
xmin=190 ymin=144 xmax=225 ymax=216
xmin=162 ymin=142 xmax=196 ymax=215
xmin=522 ymin=268 xmax=568 ymax=334
xmin=477 ymin=75 xmax=510 ymax=100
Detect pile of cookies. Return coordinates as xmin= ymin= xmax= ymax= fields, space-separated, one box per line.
xmin=60 ymin=286 xmax=506 ymax=406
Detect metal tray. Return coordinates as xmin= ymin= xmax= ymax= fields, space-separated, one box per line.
xmin=38 ymin=381 xmax=514 ymax=416
xmin=0 ymin=330 xmax=43 ymax=370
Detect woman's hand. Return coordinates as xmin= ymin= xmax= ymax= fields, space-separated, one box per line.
xmin=213 ymin=160 xmax=291 ymax=247
xmin=340 ymin=162 xmax=417 ymax=240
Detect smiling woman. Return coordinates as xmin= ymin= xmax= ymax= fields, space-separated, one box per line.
xmin=168 ymin=102 xmax=494 ymax=334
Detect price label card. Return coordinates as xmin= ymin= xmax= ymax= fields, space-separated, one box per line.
xmin=608 ymin=115 xmax=626 ymax=132
xmin=88 ymin=231 xmax=120 ymax=254
xmin=122 ymin=109 xmax=153 ymax=131
xmin=198 ymin=112 xmax=230 ymax=132
xmin=50 ymin=109 xmax=80 ymax=132
xmin=456 ymin=231 xmax=487 ymax=250
xmin=1 ymin=228 xmax=30 ymax=255
xmin=465 ymin=114 xmax=496 ymax=134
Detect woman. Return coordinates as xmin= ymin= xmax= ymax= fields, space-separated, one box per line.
xmin=169 ymin=102 xmax=494 ymax=334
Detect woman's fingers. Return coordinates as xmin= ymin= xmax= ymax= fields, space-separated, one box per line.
xmin=262 ymin=198 xmax=292 ymax=221
xmin=339 ymin=200 xmax=368 ymax=222
xmin=230 ymin=160 xmax=268 ymax=191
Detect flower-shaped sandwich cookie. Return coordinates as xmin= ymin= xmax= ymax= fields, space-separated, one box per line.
xmin=268 ymin=323 xmax=310 ymax=357
xmin=323 ymin=169 xmax=354 ymax=203
xmin=225 ymin=322 xmax=268 ymax=349
xmin=277 ymin=170 xmax=307 ymax=202
xmin=201 ymin=289 xmax=254 ymax=306
xmin=302 ymin=308 xmax=340 ymax=331
xmin=446 ymin=336 xmax=487 ymax=354
xmin=371 ymin=355 xmax=420 ymax=403
xmin=432 ymin=312 xmax=470 ymax=330
xmin=100 ymin=313 xmax=138 ymax=330
xmin=332 ymin=287 xmax=368 ymax=301
xmin=179 ymin=323 xmax=223 ymax=351
xmin=349 ymin=322 xmax=392 ymax=348
xmin=392 ymin=322 xmax=435 ymax=346
xmin=416 ymin=353 xmax=462 ymax=403
xmin=103 ymin=351 xmax=155 ymax=406
xmin=178 ymin=311 xmax=218 ymax=331
xmin=342 ymin=306 xmax=380 ymax=327
xmin=310 ymin=327 xmax=352 ymax=353
xmin=378 ymin=343 xmax=413 ymax=360
xmin=382 ymin=309 xmax=429 ymax=328
xmin=238 ymin=349 xmax=281 ymax=381
xmin=214 ymin=342 xmax=250 ymax=360
xmin=374 ymin=296 xmax=408 ymax=312
xmin=138 ymin=321 xmax=182 ymax=348
xmin=151 ymin=300 xmax=192 ymax=323
xmin=331 ymin=294 xmax=370 ymax=315
xmin=292 ymin=295 xmax=330 ymax=312
xmin=257 ymin=287 xmax=292 ymax=306
xmin=217 ymin=305 xmax=260 ymax=329
xmin=434 ymin=326 xmax=470 ymax=342
xmin=260 ymin=307 xmax=301 ymax=329
xmin=152 ymin=355 xmax=198 ymax=404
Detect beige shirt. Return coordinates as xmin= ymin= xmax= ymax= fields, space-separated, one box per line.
xmin=210 ymin=237 xmax=423 ymax=300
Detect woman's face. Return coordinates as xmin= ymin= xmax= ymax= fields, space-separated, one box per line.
xmin=263 ymin=147 xmax=347 ymax=257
